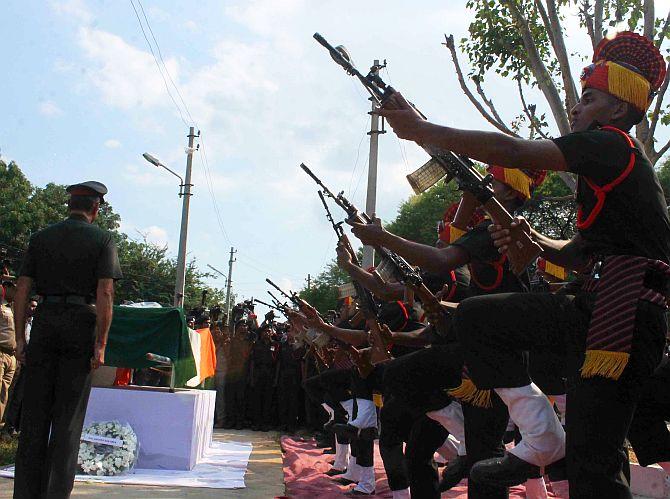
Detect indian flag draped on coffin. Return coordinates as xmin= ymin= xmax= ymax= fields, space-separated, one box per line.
xmin=186 ymin=327 xmax=217 ymax=387
xmin=105 ymin=306 xmax=197 ymax=388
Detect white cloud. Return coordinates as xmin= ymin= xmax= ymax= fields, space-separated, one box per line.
xmin=39 ymin=101 xmax=63 ymax=116
xmin=142 ymin=225 xmax=169 ymax=247
xmin=183 ymin=20 xmax=199 ymax=32
xmin=77 ymin=27 xmax=180 ymax=111
xmin=104 ymin=139 xmax=121 ymax=149
xmin=50 ymin=0 xmax=92 ymax=24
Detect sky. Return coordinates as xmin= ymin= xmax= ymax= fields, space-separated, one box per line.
xmin=2 ymin=0 xmax=670 ymax=316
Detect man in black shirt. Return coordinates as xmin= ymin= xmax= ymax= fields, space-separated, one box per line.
xmin=351 ymin=177 xmax=541 ymax=499
xmin=374 ymin=31 xmax=670 ymax=498
xmin=12 ymin=181 xmax=122 ymax=499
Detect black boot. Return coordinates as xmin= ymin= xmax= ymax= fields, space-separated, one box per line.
xmin=470 ymin=452 xmax=541 ymax=488
xmin=438 ymin=454 xmax=469 ymax=491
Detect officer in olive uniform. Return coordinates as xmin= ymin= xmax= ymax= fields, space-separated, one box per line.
xmin=12 ymin=181 xmax=122 ymax=499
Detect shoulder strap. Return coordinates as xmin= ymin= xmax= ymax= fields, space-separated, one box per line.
xmin=576 ymin=126 xmax=637 ymax=230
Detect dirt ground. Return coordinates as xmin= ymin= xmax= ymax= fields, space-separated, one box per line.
xmin=0 ymin=429 xmax=285 ymax=499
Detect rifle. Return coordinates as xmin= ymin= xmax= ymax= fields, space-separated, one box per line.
xmin=303 ymin=164 xmax=451 ymax=335
xmin=254 ymin=297 xmax=283 ymax=312
xmin=267 ymin=272 xmax=375 ymax=376
xmin=267 ymin=291 xmax=288 ymax=311
xmin=266 ymin=279 xmax=335 ymax=368
xmin=313 ymin=33 xmax=542 ymax=275
xmin=317 ymin=190 xmax=392 ymax=364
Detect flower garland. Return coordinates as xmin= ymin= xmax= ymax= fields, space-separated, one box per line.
xmin=77 ymin=421 xmax=139 ymax=476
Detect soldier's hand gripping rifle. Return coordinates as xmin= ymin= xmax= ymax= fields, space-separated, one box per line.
xmin=317 ymin=190 xmax=392 ymax=365
xmin=303 ymin=164 xmax=451 ymax=335
xmin=313 ymin=33 xmax=542 ymax=275
xmin=267 ymin=278 xmax=335 ymax=367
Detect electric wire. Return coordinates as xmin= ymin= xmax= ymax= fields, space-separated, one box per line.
xmin=128 ymin=0 xmax=188 ymax=127
xmin=136 ymin=0 xmax=196 ymax=126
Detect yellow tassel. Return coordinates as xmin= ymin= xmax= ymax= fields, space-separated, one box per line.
xmin=503 ymin=169 xmax=532 ymax=200
xmin=448 ymin=379 xmax=492 ymax=408
xmin=607 ymin=62 xmax=651 ymax=112
xmin=544 ymin=261 xmax=567 ymax=280
xmin=447 ymin=225 xmax=466 ymax=244
xmin=373 ymin=393 xmax=383 ymax=408
xmin=580 ymin=350 xmax=630 ymax=380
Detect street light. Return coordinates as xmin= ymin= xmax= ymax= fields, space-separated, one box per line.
xmin=142 ymin=126 xmax=197 ymax=308
xmin=206 ymin=264 xmax=227 ymax=281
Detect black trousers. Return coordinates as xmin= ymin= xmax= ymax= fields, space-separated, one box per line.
xmin=277 ymin=370 xmax=301 ymax=429
xmin=456 ymin=292 xmax=666 ymax=499
xmin=383 ymin=344 xmax=463 ymax=413
xmin=405 ymin=415 xmax=449 ymax=499
xmin=4 ymin=365 xmax=25 ymax=430
xmin=251 ymin=367 xmax=274 ymax=426
xmin=223 ymin=376 xmax=246 ymax=424
xmin=14 ymin=303 xmax=96 ymax=499
xmin=462 ymin=396 xmax=510 ymax=499
xmin=627 ymin=357 xmax=670 ymax=466
xmin=379 ymin=396 xmax=413 ymax=491
xmin=302 ymin=368 xmax=352 ymax=419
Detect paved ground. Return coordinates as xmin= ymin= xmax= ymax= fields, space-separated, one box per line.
xmin=0 ymin=429 xmax=285 ymax=498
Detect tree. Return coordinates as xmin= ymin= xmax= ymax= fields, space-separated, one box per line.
xmin=0 ymin=160 xmax=226 ymax=307
xmin=385 ymin=180 xmax=462 ymax=245
xmin=522 ymin=172 xmax=577 ymax=239
xmin=657 ymin=155 xmax=670 ymax=199
xmin=299 ymin=261 xmax=351 ymax=314
xmin=447 ymin=1 xmax=670 ymax=167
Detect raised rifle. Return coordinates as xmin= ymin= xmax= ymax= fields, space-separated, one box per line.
xmin=254 ymin=297 xmax=283 ymax=312
xmin=266 ymin=278 xmax=334 ymax=368
xmin=313 ymin=33 xmax=542 ymax=275
xmin=317 ymin=190 xmax=392 ymax=365
xmin=303 ymin=165 xmax=451 ymax=335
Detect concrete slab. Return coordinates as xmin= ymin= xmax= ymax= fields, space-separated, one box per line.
xmin=0 ymin=429 xmax=285 ymax=498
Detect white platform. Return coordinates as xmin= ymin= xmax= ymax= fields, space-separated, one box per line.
xmin=83 ymin=386 xmax=216 ymax=471
xmin=0 ymin=440 xmax=252 ymax=489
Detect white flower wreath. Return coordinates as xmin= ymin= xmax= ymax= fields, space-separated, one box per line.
xmin=77 ymin=421 xmax=139 ymax=476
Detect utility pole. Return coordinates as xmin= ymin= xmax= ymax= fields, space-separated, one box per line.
xmin=362 ymin=59 xmax=386 ymax=270
xmin=174 ymin=127 xmax=197 ymax=308
xmin=306 ymin=274 xmax=311 ymax=291
xmin=224 ymin=247 xmax=237 ymax=325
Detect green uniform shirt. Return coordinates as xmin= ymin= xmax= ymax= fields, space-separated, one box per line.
xmin=20 ymin=214 xmax=123 ymax=297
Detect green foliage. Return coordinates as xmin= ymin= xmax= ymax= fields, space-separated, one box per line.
xmin=0 ymin=434 xmax=18 ymax=466
xmin=463 ymin=0 xmax=554 ymax=83
xmin=0 ymin=160 xmax=226 ymax=308
xmin=656 ymin=157 xmax=670 ymax=201
xmin=522 ymin=172 xmax=577 ymax=239
xmin=385 ymin=180 xmax=461 ymax=245
xmin=298 ymin=261 xmax=350 ymax=314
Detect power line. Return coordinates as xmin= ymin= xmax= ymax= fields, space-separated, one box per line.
xmin=129 ymin=1 xmax=235 ymax=251
xmin=135 ymin=0 xmax=196 ymax=126
xmin=128 ymin=0 xmax=188 ymax=126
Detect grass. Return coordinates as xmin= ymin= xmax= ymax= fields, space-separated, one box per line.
xmin=0 ymin=434 xmax=18 ymax=466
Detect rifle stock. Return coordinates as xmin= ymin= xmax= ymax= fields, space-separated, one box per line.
xmin=481 ymin=197 xmax=543 ymax=275
xmin=314 ymin=33 xmax=542 ymax=275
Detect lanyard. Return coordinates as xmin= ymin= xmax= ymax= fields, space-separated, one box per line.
xmin=576 ymin=126 xmax=636 ymax=230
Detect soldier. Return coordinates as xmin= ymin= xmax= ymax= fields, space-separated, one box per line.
xmin=276 ymin=325 xmax=304 ymax=433
xmin=249 ymin=317 xmax=276 ymax=431
xmin=378 ymin=31 xmax=670 ymax=497
xmin=12 ymin=181 xmax=122 ymax=499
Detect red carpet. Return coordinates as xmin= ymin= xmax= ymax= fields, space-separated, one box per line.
xmin=280 ymin=436 xmax=569 ymax=498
